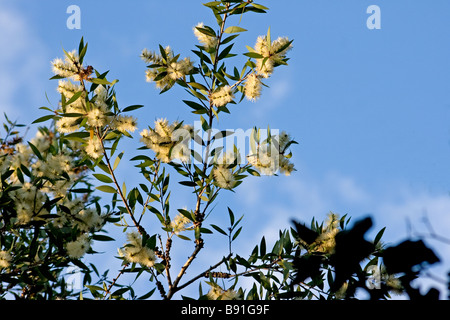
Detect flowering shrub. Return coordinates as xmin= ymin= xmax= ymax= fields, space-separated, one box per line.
xmin=3 ymin=0 xmax=442 ymax=301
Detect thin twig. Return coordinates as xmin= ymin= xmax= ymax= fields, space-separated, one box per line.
xmin=176 ymin=253 xmax=232 ymax=293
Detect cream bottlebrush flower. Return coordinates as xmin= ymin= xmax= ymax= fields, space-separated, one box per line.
xmin=211 ymin=86 xmax=234 ymax=107
xmin=86 ymin=107 xmax=108 ymax=127
xmin=194 ymin=22 xmax=218 ymax=50
xmin=248 ymin=132 xmax=296 ymax=176
xmin=0 ymin=251 xmax=12 ymax=269
xmin=57 ymin=80 xmax=84 ymax=100
xmin=206 ymin=284 xmax=239 ymax=300
xmin=51 ymin=50 xmax=81 ymax=80
xmin=314 ymin=213 xmax=340 ymax=253
xmin=11 ymin=182 xmax=48 ymax=224
xmin=16 ymin=202 xmax=33 ymax=225
xmin=253 ymin=35 xmax=292 ymax=78
xmin=216 ymin=150 xmax=239 ymax=167
xmin=66 ymin=234 xmax=91 ymax=259
xmin=206 ymin=284 xmax=223 ymax=300
xmin=112 ymin=115 xmax=138 ymax=133
xmin=119 ymin=232 xmax=156 ymax=268
xmin=53 ymin=198 xmax=85 ymax=227
xmin=244 ymin=73 xmax=262 ymax=101
xmin=94 ymin=85 xmax=108 ymax=101
xmin=30 ymin=131 xmax=51 ymax=153
xmin=76 ymin=208 xmax=104 ymax=232
xmin=167 ymin=58 xmax=194 ymax=80
xmin=85 ymin=136 xmax=103 ymax=159
xmin=142 ymin=46 xmax=192 ymax=90
xmin=56 ymin=117 xmax=80 ymax=134
xmin=213 ymin=166 xmax=235 ymax=189
xmin=32 ymin=153 xmax=72 ymax=180
xmin=140 ymin=119 xmax=192 ymax=163
xmin=9 ymin=143 xmax=32 ymax=170
xmin=247 ymin=143 xmax=278 ymax=176
xmin=141 ymin=46 xmax=173 ymax=65
xmin=279 ymin=157 xmax=295 ymax=176
xmin=170 ymin=213 xmax=192 ymax=234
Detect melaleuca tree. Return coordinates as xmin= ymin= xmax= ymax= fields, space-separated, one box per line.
xmin=0 ymin=0 xmax=420 ymax=300
xmin=0 ymin=115 xmax=112 ymax=299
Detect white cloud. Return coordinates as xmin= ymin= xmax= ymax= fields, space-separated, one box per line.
xmin=234 ymin=168 xmax=450 ymax=297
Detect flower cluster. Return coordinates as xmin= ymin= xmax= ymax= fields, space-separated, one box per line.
xmin=194 ymin=22 xmax=218 ymax=51
xmin=247 ymin=131 xmax=296 ymax=176
xmin=206 ymin=283 xmax=239 ymax=300
xmin=10 ymin=182 xmax=49 ymax=225
xmin=140 ymin=119 xmax=193 ymax=163
xmin=170 ymin=212 xmax=192 ymax=234
xmin=243 ymin=34 xmax=292 ymax=102
xmin=244 ymin=73 xmax=262 ymax=101
xmin=141 ymin=46 xmax=193 ymax=91
xmin=253 ymin=35 xmax=292 ymax=78
xmin=313 ymin=213 xmax=340 ymax=254
xmin=51 ymin=50 xmax=83 ymax=81
xmin=66 ymin=234 xmax=91 ymax=259
xmin=51 ymin=52 xmax=138 ymax=161
xmin=118 ymin=232 xmax=157 ymax=268
xmin=0 ymin=251 xmax=12 ymax=269
xmin=213 ymin=151 xmax=238 ymax=189
xmin=0 ymin=127 xmax=105 ymax=261
xmin=211 ymin=85 xmax=234 ymax=107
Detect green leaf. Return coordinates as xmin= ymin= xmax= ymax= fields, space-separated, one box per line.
xmin=260 ymin=236 xmax=266 ymax=256
xmin=252 ymin=3 xmax=269 ymax=10
xmin=31 ymin=114 xmax=55 ymax=124
xmin=179 ymin=181 xmax=197 ymax=187
xmin=211 ymin=224 xmax=227 ymax=236
xmin=28 ymin=142 xmax=44 ymax=160
xmin=96 ymin=185 xmax=117 ymax=194
xmin=159 ymin=44 xmax=168 ymax=61
xmin=122 ymin=105 xmax=144 ymax=112
xmin=200 ymin=116 xmax=210 ymax=131
xmin=374 ymin=227 xmax=386 ymax=245
xmin=221 ymin=34 xmax=240 ymax=46
xmin=176 ymin=234 xmax=191 ymax=241
xmin=243 ymin=52 xmax=264 ymax=59
xmin=93 ymin=173 xmax=113 ymax=184
xmin=63 ymin=131 xmax=90 ymax=141
xmin=153 ymin=72 xmax=168 ymax=82
xmin=188 ymin=87 xmax=208 ymax=101
xmin=183 ymin=100 xmax=207 ymax=113
xmin=65 ymin=90 xmax=83 ymax=106
xmin=218 ymin=44 xmax=234 ymax=61
xmin=86 ymin=285 xmax=104 ymax=293
xmin=232 ymin=226 xmax=243 ymax=241
xmin=113 ymin=151 xmax=124 ymax=171
xmin=92 ymin=234 xmax=115 ymax=242
xmin=224 ymin=26 xmax=247 ymax=34
xmin=90 ymin=78 xmax=111 ymax=85
xmin=200 ymin=227 xmax=213 ymax=234
xmin=188 ymin=82 xmax=208 ymax=91
xmin=195 ymin=26 xmax=216 ymax=37
xmin=228 ymin=207 xmax=235 ymax=226
xmin=138 ymin=288 xmax=156 ymax=300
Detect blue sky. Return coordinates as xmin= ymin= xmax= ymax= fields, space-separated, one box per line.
xmin=2 ymin=0 xmax=450 ymax=299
